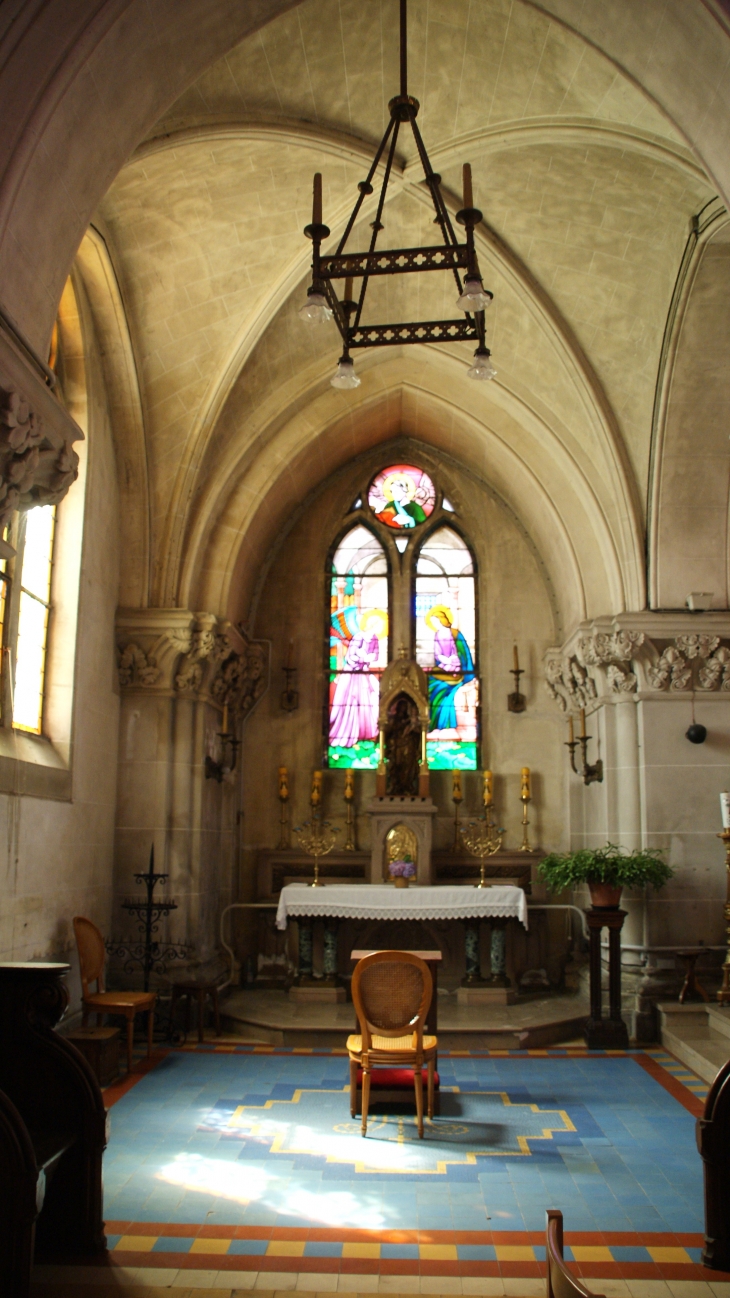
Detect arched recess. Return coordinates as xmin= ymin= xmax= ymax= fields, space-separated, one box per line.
xmin=0 ymin=0 xmax=730 ymax=365
xmin=183 ymin=350 xmax=636 ymax=639
xmin=648 ymin=203 xmax=730 ymax=609
xmin=74 ymin=226 xmax=150 ymax=607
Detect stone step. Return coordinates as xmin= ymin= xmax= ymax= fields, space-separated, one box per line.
xmin=658 ymin=1001 xmax=730 ymax=1083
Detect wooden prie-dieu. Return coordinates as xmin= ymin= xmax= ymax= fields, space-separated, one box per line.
xmin=0 ymin=962 xmax=107 ymax=1296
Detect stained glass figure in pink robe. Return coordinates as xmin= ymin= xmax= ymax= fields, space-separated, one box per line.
xmin=329 ymin=612 xmax=385 ymax=748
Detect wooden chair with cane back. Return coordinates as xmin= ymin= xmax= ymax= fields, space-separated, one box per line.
xmin=73 ymin=916 xmax=156 ymax=1074
xmin=546 ymin=1210 xmax=604 ymax=1298
xmin=347 ymin=950 xmax=437 ymax=1138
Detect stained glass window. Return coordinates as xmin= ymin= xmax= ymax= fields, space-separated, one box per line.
xmin=328 ymin=525 xmax=389 ymax=769
xmin=14 ymin=506 xmax=55 ymax=733
xmin=414 ymin=526 xmax=478 ymax=770
xmin=367 ymin=464 xmax=435 ymax=530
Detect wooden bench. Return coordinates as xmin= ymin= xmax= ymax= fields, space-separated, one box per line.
xmin=546 ymin=1210 xmax=604 ymax=1298
xmin=696 ymin=1055 xmax=730 ymax=1269
xmin=0 ymin=962 xmax=107 ymax=1296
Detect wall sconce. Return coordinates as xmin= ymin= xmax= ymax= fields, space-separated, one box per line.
xmin=205 ymin=704 xmax=240 ymax=781
xmin=508 ymin=644 xmax=526 ymax=712
xmin=565 ymin=708 xmax=603 ymax=785
xmin=281 ymin=640 xmax=299 ymax=712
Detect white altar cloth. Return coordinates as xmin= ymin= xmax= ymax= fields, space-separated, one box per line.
xmin=275 ymin=884 xmax=528 ymax=931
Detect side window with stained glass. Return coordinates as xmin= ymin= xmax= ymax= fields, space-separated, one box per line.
xmin=414 ymin=526 xmax=478 ymax=769
xmin=327 ymin=525 xmax=389 ymax=769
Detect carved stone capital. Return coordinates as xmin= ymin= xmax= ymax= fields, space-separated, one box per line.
xmin=546 ymin=613 xmax=730 ymax=710
xmin=0 ymin=330 xmax=83 ymax=534
xmin=116 ymin=609 xmax=269 ymax=712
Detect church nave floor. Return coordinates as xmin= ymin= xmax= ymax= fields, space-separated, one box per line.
xmin=31 ymin=1045 xmax=730 ymax=1296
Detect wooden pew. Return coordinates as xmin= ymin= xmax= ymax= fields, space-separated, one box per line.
xmin=696 ymin=1055 xmax=730 ymax=1269
xmin=0 ymin=962 xmax=107 ymax=1296
xmin=546 ymin=1210 xmax=604 ymax=1298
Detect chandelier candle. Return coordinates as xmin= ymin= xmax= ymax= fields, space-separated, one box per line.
xmin=278 ymin=766 xmax=290 ymax=850
xmin=520 ymin=766 xmax=532 ymax=853
xmin=483 ymin=769 xmax=493 ymax=806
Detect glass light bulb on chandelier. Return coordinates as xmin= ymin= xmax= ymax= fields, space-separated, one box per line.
xmin=467 ymin=347 xmax=497 ymax=381
xmin=330 ymin=355 xmax=361 ymax=389
xmin=456 ymin=277 xmax=493 ymax=312
xmin=298 ymin=290 xmax=333 ymax=324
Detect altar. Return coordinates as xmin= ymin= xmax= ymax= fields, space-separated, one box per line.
xmin=276 ymin=882 xmax=528 ymax=1004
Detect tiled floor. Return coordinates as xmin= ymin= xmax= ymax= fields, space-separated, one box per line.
xmin=32 ymin=1045 xmax=730 ymax=1295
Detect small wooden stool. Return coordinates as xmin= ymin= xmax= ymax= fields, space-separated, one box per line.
xmin=170 ymin=978 xmax=222 ymax=1043
xmin=66 ymin=1026 xmax=120 ymax=1086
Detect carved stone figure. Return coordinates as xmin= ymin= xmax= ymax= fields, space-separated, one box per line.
xmin=384 ymin=692 xmax=420 ymax=796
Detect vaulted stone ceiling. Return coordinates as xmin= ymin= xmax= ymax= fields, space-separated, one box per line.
xmin=82 ymin=0 xmax=718 ymax=624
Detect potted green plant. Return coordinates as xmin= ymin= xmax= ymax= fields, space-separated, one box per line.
xmin=537 ymin=843 xmax=673 ymax=909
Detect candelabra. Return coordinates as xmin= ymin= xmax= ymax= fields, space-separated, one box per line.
xmin=277 ymin=766 xmax=291 ymax=849
xmin=294 ymin=819 xmax=340 ymax=887
xmin=344 ymin=769 xmax=356 ymax=851
xmin=108 ymin=846 xmax=190 ymax=992
xmin=452 ymin=770 xmax=463 ymax=850
xmin=717 ymin=827 xmax=730 ymax=1005
xmin=565 ymin=708 xmax=603 ymax=785
xmin=520 ymin=766 xmax=533 ymax=853
xmin=508 ymin=644 xmax=526 ymax=713
xmin=461 ymin=817 xmax=504 ymax=888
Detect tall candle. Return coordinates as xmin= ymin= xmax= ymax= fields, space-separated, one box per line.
xmin=462 ymin=162 xmax=473 ymax=209
xmin=278 ymin=766 xmax=289 ymax=800
xmin=521 ymin=766 xmax=531 ymax=799
xmin=721 ymin=791 xmax=730 ymax=829
xmin=221 ymin=703 xmax=229 ymax=735
xmin=344 ymin=770 xmax=355 ymax=801
xmin=311 ymin=769 xmax=322 ymax=806
xmin=567 ymin=714 xmax=574 ymax=744
xmin=483 ymin=770 xmax=493 ymax=806
xmin=452 ymin=770 xmax=463 ymax=802
xmin=513 ymin=643 xmax=519 ymax=672
xmin=580 ymin=708 xmax=586 ymax=738
xmin=312 ymin=172 xmax=322 ymax=225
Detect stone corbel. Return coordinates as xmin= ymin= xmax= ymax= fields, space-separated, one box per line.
xmin=545 ymin=629 xmax=644 ymax=710
xmin=0 ymin=330 xmax=83 ymax=539
xmin=643 ymin=635 xmax=730 ymax=692
xmin=116 ymin=609 xmax=196 ymax=693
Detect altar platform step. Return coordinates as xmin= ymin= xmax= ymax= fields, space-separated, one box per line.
xmin=658 ymin=1000 xmax=730 ymax=1082
xmin=220 ymin=988 xmax=589 ymax=1049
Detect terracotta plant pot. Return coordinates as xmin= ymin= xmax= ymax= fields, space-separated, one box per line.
xmin=392 ymin=876 xmax=409 ymax=888
xmin=588 ymin=881 xmax=622 ymax=909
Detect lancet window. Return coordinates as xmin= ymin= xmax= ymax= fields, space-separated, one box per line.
xmin=0 ymin=505 xmax=57 ymax=733
xmin=325 ymin=463 xmax=479 ymax=771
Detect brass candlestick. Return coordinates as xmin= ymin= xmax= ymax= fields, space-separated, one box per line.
xmin=277 ymin=765 xmax=290 ymax=849
xmin=717 ymin=827 xmax=730 ymax=1005
xmin=452 ymin=770 xmax=463 ymax=850
xmin=520 ymin=766 xmax=533 ymax=853
xmin=294 ymin=818 xmax=339 ymax=887
xmin=344 ymin=769 xmax=356 ymax=851
xmin=461 ymin=817 xmax=504 ymax=887
xmin=310 ymin=769 xmax=323 ymax=822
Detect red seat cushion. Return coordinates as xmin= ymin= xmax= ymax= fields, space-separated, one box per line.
xmin=356 ymin=1068 xmax=439 ymax=1088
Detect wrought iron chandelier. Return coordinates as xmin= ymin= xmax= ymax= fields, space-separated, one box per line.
xmin=299 ymin=0 xmax=496 ymax=390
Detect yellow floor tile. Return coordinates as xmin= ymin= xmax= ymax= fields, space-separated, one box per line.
xmin=115 ymin=1234 xmax=157 ymax=1251
xmin=647 ymin=1249 xmax=692 ymax=1264
xmin=571 ymin=1247 xmax=614 ymax=1262
xmin=494 ymin=1245 xmax=536 ymax=1261
xmin=419 ymin=1244 xmax=458 ymax=1260
xmin=190 ymin=1237 xmax=233 ymax=1254
xmin=266 ymin=1241 xmax=307 ymax=1257
xmin=342 ymin=1243 xmax=381 ymax=1259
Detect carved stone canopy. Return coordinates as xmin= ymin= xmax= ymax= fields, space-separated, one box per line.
xmin=378 ymin=649 xmax=430 ymax=730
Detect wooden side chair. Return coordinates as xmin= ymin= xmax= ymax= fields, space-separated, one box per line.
xmin=546 ymin=1210 xmax=604 ymax=1298
xmin=347 ymin=950 xmax=437 ymax=1138
xmin=73 ymin=916 xmax=156 ymax=1074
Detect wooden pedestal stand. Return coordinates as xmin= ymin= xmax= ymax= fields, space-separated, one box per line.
xmin=584 ymin=907 xmax=630 ymax=1049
